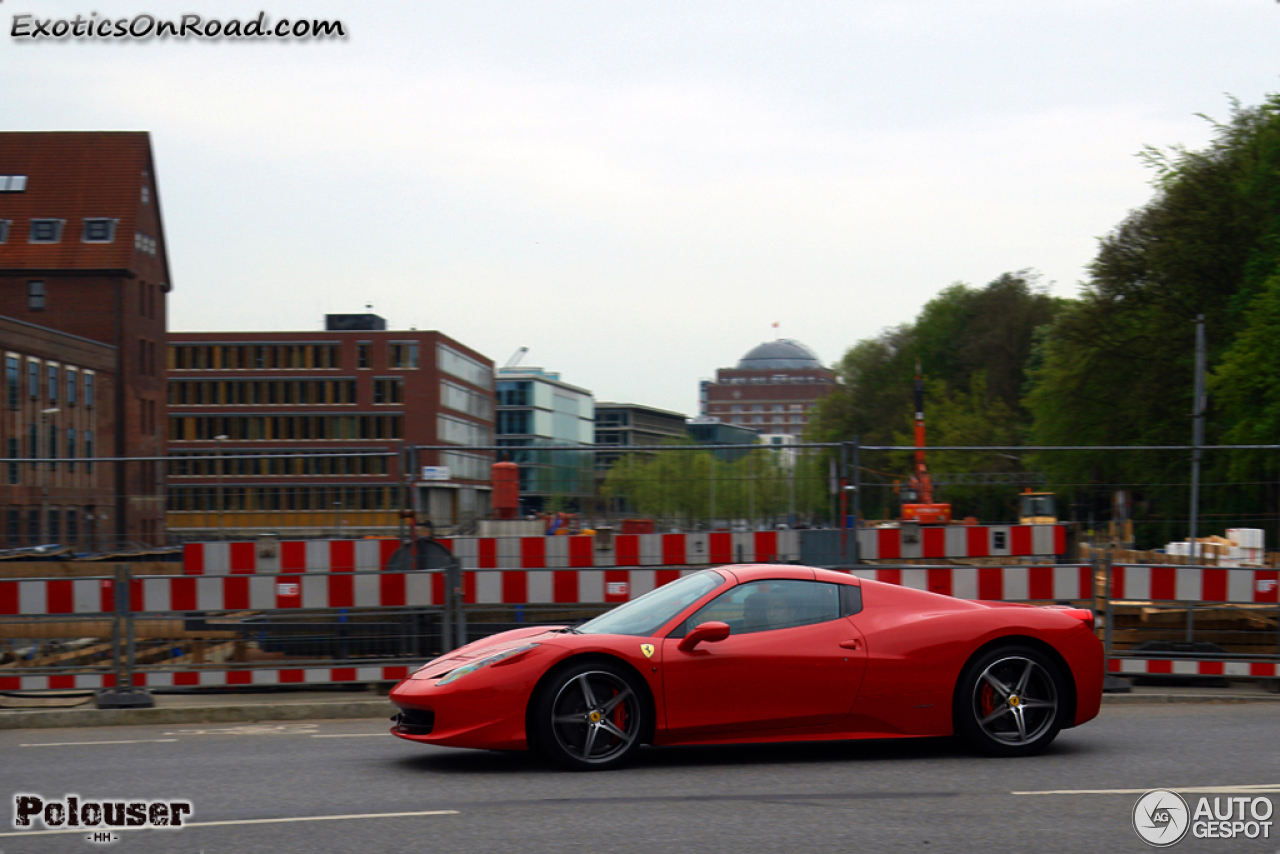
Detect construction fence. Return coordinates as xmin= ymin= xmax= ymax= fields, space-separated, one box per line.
xmin=7 ymin=440 xmax=1280 ymax=555
xmin=1 ymin=545 xmax=1276 ymax=701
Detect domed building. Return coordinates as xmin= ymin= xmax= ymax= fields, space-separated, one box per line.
xmin=699 ymin=338 xmax=835 ymax=439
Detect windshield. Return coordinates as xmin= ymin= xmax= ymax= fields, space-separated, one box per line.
xmin=576 ymin=570 xmax=726 ymax=637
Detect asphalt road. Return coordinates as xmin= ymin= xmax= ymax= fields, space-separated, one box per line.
xmin=3 ymin=704 xmax=1279 ymax=854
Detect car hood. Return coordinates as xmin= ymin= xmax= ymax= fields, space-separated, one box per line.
xmin=411 ymin=626 xmax=568 ymax=679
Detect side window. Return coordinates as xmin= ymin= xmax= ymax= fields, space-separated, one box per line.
xmin=681 ymin=579 xmax=843 ymax=636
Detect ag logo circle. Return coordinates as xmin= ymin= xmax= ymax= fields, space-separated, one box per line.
xmin=1132 ymin=789 xmax=1190 ymax=847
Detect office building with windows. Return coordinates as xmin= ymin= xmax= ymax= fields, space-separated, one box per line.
xmin=166 ymin=315 xmax=494 ymax=536
xmin=495 ymin=365 xmax=594 ymax=515
xmin=0 ymin=131 xmax=170 ymax=547
xmin=593 ymin=402 xmax=689 ymax=471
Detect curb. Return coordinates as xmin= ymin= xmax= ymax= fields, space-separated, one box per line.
xmin=1101 ymin=693 xmax=1280 ymax=705
xmin=0 ymin=699 xmax=396 ymax=730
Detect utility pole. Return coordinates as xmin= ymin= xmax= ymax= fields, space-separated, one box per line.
xmin=1189 ymin=315 xmax=1206 ymax=564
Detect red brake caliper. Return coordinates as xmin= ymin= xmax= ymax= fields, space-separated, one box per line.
xmin=610 ymin=688 xmax=627 ymax=737
xmin=979 ymin=682 xmax=996 ymax=718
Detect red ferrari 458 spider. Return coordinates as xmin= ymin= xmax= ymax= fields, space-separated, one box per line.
xmin=390 ymin=564 xmax=1103 ymax=770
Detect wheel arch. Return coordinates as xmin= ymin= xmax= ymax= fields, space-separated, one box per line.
xmin=524 ymin=652 xmax=657 ymax=751
xmin=950 ymin=634 xmax=1077 ymax=732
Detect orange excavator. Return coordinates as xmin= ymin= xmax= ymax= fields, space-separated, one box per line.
xmin=900 ymin=363 xmax=952 ymax=524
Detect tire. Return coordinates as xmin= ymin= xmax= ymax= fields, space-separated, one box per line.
xmin=954 ymin=644 xmax=1067 ymax=757
xmin=531 ymin=660 xmax=647 ymax=771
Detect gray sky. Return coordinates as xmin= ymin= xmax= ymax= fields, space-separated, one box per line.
xmin=4 ymin=1 xmax=1279 ymax=415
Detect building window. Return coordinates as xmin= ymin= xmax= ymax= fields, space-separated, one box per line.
xmin=28 ymin=280 xmax=45 ymax=311
xmin=29 ymin=219 xmax=63 ymax=243
xmin=373 ymin=378 xmax=403 ymax=404
xmin=46 ymin=365 xmax=58 ymax=402
xmin=82 ymin=218 xmax=117 ymax=243
xmin=0 ymin=220 xmax=10 ymax=243
xmin=357 ymin=343 xmax=371 ymax=369
xmin=66 ymin=428 xmax=75 ymax=466
xmin=84 ymin=372 xmax=95 ymax=408
xmin=66 ymin=369 xmax=77 ymax=406
xmin=141 ymin=185 xmax=150 ymax=204
xmin=0 ymin=175 xmax=27 ymax=192
xmin=7 ymin=437 xmax=18 ymax=485
xmin=5 ymin=356 xmax=18 ymax=409
xmin=389 ymin=341 xmax=419 ymax=369
xmin=84 ymin=431 xmax=94 ymax=472
xmin=27 ymin=360 xmax=39 ymax=398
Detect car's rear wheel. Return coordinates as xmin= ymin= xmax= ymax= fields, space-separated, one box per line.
xmin=532 ymin=661 xmax=646 ymax=771
xmin=955 ymin=645 xmax=1066 ymax=756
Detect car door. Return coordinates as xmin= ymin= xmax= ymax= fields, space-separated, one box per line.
xmin=660 ymin=579 xmax=866 ymax=737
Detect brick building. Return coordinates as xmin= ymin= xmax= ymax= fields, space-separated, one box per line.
xmin=699 ymin=339 xmax=835 ymax=439
xmin=166 ymin=315 xmax=495 ymax=536
xmin=0 ymin=132 xmax=170 ymax=547
xmin=0 ymin=315 xmax=116 ymax=550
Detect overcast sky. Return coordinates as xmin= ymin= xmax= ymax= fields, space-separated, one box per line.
xmin=3 ymin=1 xmax=1278 ymax=415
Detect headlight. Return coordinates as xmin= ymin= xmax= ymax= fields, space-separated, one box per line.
xmin=436 ymin=643 xmax=539 ymax=686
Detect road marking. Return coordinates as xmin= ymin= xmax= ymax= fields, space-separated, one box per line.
xmin=20 ymin=738 xmax=178 ymax=748
xmin=310 ymin=733 xmax=388 ymax=738
xmin=0 ymin=809 xmax=461 ymax=838
xmin=164 ymin=723 xmax=319 ymax=736
xmin=1014 ymin=783 xmax=1280 ymax=796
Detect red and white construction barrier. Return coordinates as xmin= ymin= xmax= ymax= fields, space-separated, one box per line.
xmin=0 ymin=666 xmax=413 ymax=692
xmin=854 ymin=525 xmax=1065 ymax=561
xmin=183 ymin=539 xmax=402 ymax=575
xmin=1108 ymin=658 xmax=1278 ymax=678
xmin=7 ymin=564 xmax=1279 ymax=616
xmin=1108 ymin=565 xmax=1279 ymax=604
xmin=179 ymin=525 xmax=1068 ymax=574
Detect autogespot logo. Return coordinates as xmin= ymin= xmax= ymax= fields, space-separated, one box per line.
xmin=1133 ymin=789 xmax=1190 ymax=847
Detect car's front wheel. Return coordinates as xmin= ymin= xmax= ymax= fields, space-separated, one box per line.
xmin=531 ymin=661 xmax=647 ymax=771
xmin=955 ymin=645 xmax=1066 ymax=756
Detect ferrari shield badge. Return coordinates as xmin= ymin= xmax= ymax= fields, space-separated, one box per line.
xmin=640 ymin=644 xmax=655 ymax=659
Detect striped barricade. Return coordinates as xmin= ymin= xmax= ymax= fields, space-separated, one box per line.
xmin=177 ymin=525 xmax=1069 ymax=575
xmin=0 ymin=666 xmax=414 ymax=692
xmin=1105 ymin=564 xmax=1280 ymax=680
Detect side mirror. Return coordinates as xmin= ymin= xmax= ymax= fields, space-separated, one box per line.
xmin=677 ymin=621 xmax=731 ymax=652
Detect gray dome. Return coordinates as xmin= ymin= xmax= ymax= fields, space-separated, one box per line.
xmin=736 ymin=339 xmax=822 ymax=370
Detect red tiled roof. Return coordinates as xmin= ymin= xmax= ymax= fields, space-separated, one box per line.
xmin=0 ymin=131 xmax=154 ymax=270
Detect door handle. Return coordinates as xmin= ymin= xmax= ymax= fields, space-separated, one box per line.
xmin=839 ymin=638 xmax=861 ymax=650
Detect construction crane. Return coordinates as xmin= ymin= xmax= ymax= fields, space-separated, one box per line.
xmin=900 ymin=363 xmax=952 ymax=524
xmin=503 ymin=346 xmax=529 ymax=368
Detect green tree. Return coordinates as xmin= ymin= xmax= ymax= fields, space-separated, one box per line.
xmin=1026 ymin=94 xmax=1280 ymax=544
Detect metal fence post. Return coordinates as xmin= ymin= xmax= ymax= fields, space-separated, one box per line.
xmin=442 ymin=558 xmax=465 ymax=652
xmin=1101 ymin=551 xmax=1130 ymax=693
xmin=95 ymin=563 xmax=154 ymax=709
